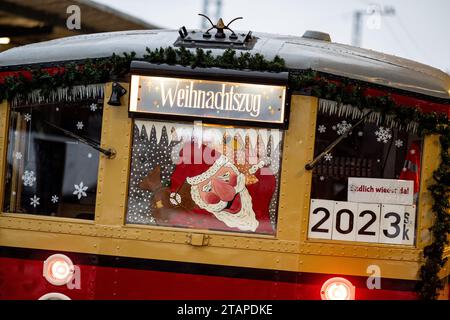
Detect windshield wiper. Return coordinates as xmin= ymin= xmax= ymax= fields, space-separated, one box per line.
xmin=44 ymin=121 xmax=116 ymax=159
xmin=305 ymin=111 xmax=373 ymax=171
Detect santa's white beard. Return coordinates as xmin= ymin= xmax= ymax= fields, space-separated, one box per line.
xmin=191 ymin=178 xmax=259 ymax=232
xmin=210 ymin=188 xmax=259 ymax=232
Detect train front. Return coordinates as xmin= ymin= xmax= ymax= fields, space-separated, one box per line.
xmin=0 ymin=23 xmax=449 ymax=300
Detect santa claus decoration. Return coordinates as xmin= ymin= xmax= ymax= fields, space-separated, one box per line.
xmin=138 ymin=141 xmax=276 ymax=235
xmin=400 ymin=141 xmax=421 ymax=201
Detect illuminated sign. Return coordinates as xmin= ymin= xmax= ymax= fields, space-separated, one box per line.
xmin=129 ymin=75 xmax=287 ymax=126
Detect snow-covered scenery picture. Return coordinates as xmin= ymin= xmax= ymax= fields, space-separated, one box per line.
xmin=126 ymin=120 xmax=283 ymax=235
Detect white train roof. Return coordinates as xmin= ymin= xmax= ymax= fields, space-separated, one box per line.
xmin=0 ymin=29 xmax=449 ymax=100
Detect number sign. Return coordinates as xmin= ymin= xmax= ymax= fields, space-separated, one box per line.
xmin=308 ymin=199 xmax=334 ymax=239
xmin=332 ymin=202 xmax=357 ymax=241
xmin=308 ymin=200 xmax=416 ymax=245
xmin=356 ymin=203 xmax=381 ymax=243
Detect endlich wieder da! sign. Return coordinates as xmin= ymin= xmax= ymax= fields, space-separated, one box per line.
xmin=348 ymin=177 xmax=414 ymax=205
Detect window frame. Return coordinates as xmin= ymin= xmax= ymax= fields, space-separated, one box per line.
xmin=124 ymin=117 xmax=285 ymax=237
xmin=301 ymin=100 xmax=440 ymax=252
xmin=0 ymin=93 xmax=105 ymax=222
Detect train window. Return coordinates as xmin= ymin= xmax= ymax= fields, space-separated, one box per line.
xmin=2 ymin=100 xmax=103 ymax=220
xmin=308 ymin=107 xmax=422 ymax=245
xmin=126 ymin=119 xmax=282 ymax=235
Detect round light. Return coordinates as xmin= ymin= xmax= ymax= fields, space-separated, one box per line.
xmin=39 ymin=292 xmax=71 ymax=300
xmin=43 ymin=254 xmax=75 ymax=286
xmin=0 ymin=37 xmax=10 ymax=45
xmin=321 ymin=277 xmax=355 ymax=300
xmin=51 ymin=261 xmax=71 ymax=280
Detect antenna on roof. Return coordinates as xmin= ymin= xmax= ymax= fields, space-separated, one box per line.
xmin=198 ymin=14 xmax=243 ymax=39
xmin=176 ymin=14 xmax=254 ymax=49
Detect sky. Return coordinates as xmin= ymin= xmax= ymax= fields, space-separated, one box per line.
xmin=93 ymin=0 xmax=450 ymax=73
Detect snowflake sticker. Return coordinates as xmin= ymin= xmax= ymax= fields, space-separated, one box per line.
xmin=375 ymin=127 xmax=392 ymax=144
xmin=51 ymin=195 xmax=59 ymax=204
xmin=89 ymin=103 xmax=98 ymax=112
xmin=30 ymin=195 xmax=40 ymax=207
xmin=76 ymin=121 xmax=84 ymax=130
xmin=73 ymin=181 xmax=88 ymax=199
xmin=395 ymin=139 xmax=404 ymax=148
xmin=334 ymin=120 xmax=352 ymax=136
xmin=324 ymin=153 xmax=333 ymax=162
xmin=87 ymin=153 xmax=92 ymax=158
xmin=22 ymin=170 xmax=36 ymax=187
xmin=14 ymin=152 xmax=22 ymax=160
xmin=24 ymin=113 xmax=31 ymax=122
xmin=317 ymin=125 xmax=327 ymax=133
xmin=319 ymin=176 xmax=325 ymax=181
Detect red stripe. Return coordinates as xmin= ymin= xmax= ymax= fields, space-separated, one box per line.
xmin=0 ymin=256 xmax=419 ymax=300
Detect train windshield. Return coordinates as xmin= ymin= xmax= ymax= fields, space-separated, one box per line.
xmin=126 ymin=120 xmax=283 ymax=235
xmin=3 ymin=100 xmax=103 ymax=220
xmin=308 ymin=103 xmax=423 ymax=245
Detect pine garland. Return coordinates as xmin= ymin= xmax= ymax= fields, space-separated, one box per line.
xmin=0 ymin=52 xmax=136 ymax=102
xmin=142 ymin=47 xmax=286 ymax=72
xmin=0 ymin=47 xmax=448 ymax=299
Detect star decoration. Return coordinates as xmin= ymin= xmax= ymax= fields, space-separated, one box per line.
xmin=236 ymin=163 xmax=259 ymax=185
xmin=30 ymin=195 xmax=40 ymax=208
xmin=395 ymin=139 xmax=404 ymax=148
xmin=375 ymin=127 xmax=392 ymax=143
xmin=318 ymin=125 xmax=326 ymax=133
xmin=22 ymin=170 xmax=36 ymax=187
xmin=334 ymin=121 xmax=352 ymax=135
xmin=73 ymin=181 xmax=88 ymax=199
xmin=76 ymin=121 xmax=84 ymax=130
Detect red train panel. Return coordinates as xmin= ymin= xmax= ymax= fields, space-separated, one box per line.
xmin=0 ymin=247 xmax=420 ymax=300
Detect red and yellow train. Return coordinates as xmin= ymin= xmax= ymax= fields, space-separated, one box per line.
xmin=0 ymin=20 xmax=449 ymax=300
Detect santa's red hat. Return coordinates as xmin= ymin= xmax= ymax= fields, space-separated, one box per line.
xmin=400 ymin=141 xmax=421 ymax=194
xmin=171 ymin=141 xmax=223 ymax=188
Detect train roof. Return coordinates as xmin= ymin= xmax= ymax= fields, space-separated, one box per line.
xmin=0 ymin=29 xmax=449 ymax=101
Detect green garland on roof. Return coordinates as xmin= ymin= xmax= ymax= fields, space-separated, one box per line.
xmin=0 ymin=47 xmax=448 ymax=299
xmin=142 ymin=46 xmax=286 ymax=71
xmin=0 ymin=52 xmax=136 ymax=102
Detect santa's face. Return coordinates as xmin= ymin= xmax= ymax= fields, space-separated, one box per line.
xmin=195 ymin=164 xmax=245 ymax=214
xmin=187 ymin=156 xmax=259 ymax=232
xmin=193 ymin=162 xmax=245 ymax=214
